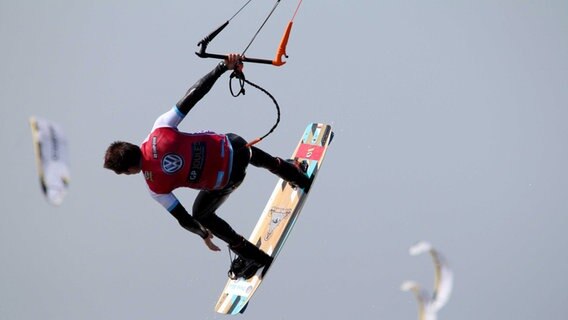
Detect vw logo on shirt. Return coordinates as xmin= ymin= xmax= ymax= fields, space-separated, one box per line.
xmin=161 ymin=153 xmax=184 ymax=174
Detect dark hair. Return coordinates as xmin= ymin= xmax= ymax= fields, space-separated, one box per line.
xmin=104 ymin=141 xmax=142 ymax=174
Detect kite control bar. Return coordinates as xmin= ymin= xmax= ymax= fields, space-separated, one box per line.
xmin=193 ymin=0 xmax=303 ymax=146
xmin=195 ymin=19 xmax=293 ymax=67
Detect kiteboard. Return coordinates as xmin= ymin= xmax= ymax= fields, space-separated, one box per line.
xmin=214 ymin=122 xmax=333 ymax=315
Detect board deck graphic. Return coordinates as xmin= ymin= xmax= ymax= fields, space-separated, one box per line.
xmin=215 ymin=123 xmax=333 ymax=314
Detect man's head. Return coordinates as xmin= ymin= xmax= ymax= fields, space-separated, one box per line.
xmin=104 ymin=141 xmax=142 ymax=175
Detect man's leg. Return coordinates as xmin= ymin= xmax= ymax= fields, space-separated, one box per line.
xmin=192 ymin=132 xmax=248 ymax=245
xmin=193 ymin=189 xmax=272 ymax=268
xmin=192 ymin=189 xmax=241 ymax=245
xmin=250 ymin=146 xmax=310 ymax=189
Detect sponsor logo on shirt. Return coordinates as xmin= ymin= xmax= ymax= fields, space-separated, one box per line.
xmin=188 ymin=142 xmax=206 ymax=182
xmin=161 ymin=153 xmax=184 ymax=174
xmin=143 ymin=171 xmax=153 ymax=181
xmin=151 ymin=136 xmax=158 ymax=159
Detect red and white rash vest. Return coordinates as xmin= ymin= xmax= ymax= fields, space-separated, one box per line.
xmin=141 ymin=106 xmax=233 ymax=211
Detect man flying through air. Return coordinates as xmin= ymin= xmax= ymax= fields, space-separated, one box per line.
xmin=103 ymin=54 xmax=310 ymax=279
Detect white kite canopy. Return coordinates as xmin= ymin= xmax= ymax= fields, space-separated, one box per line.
xmin=401 ymin=241 xmax=453 ymax=320
xmin=29 ymin=117 xmax=70 ymax=206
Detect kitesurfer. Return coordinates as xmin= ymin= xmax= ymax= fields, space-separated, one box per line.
xmin=103 ymin=54 xmax=309 ymax=278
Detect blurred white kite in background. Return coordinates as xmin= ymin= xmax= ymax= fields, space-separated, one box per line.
xmin=401 ymin=241 xmax=453 ymax=320
xmin=29 ymin=117 xmax=70 ymax=206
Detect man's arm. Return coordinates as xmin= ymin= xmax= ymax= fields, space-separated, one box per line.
xmin=150 ymin=191 xmax=220 ymax=251
xmin=175 ymin=62 xmax=228 ymax=116
xmin=148 ymin=54 xmax=242 ymax=132
xmin=169 ymin=201 xmax=208 ymax=238
xmin=176 ymin=53 xmax=243 ymax=116
xmin=170 ymin=203 xmax=220 ymax=251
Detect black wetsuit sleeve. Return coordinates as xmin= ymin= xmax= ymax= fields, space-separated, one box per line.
xmin=175 ymin=62 xmax=229 ymax=115
xmin=169 ymin=202 xmax=208 ymax=239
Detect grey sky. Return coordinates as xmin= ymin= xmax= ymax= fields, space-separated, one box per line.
xmin=2 ymin=1 xmax=567 ymax=319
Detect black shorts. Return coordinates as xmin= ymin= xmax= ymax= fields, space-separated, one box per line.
xmin=226 ymin=133 xmax=250 ymax=188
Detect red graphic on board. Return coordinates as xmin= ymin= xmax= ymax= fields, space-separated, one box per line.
xmin=296 ymin=144 xmax=324 ymax=161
